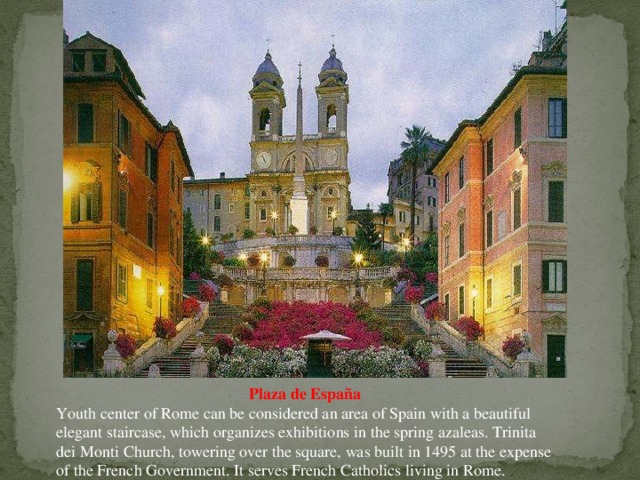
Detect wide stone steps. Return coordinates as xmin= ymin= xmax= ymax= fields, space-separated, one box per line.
xmin=135 ymin=306 xmax=246 ymax=378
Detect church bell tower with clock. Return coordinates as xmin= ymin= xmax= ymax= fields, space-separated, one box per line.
xmin=247 ymin=45 xmax=351 ymax=236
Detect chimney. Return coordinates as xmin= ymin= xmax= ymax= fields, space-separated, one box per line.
xmin=220 ymin=172 xmax=225 ymax=179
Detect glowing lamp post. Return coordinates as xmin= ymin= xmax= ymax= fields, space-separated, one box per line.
xmin=201 ymin=235 xmax=210 ymax=246
xmin=471 ymin=285 xmax=478 ymax=319
xmin=238 ymin=252 xmax=248 ymax=265
xmin=271 ymin=211 xmax=278 ymax=235
xmin=354 ymin=252 xmax=364 ymax=299
xmin=157 ymin=284 xmax=165 ymax=319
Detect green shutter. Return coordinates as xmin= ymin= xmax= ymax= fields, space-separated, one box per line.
xmin=561 ymin=99 xmax=567 ymax=138
xmin=542 ymin=261 xmax=550 ymax=292
xmin=90 ymin=183 xmax=101 ymax=222
xmin=76 ymin=259 xmax=94 ymax=311
xmin=561 ymin=260 xmax=567 ymax=293
xmin=70 ymin=189 xmax=80 ymax=223
xmin=549 ymin=181 xmax=564 ymax=222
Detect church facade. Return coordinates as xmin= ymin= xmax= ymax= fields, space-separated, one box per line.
xmin=184 ymin=47 xmax=351 ymax=240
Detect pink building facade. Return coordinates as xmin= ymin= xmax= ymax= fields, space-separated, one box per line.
xmin=432 ymin=61 xmax=567 ymax=376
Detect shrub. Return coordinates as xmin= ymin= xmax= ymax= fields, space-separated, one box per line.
xmin=221 ymin=257 xmax=245 ymax=267
xmin=425 ymin=301 xmax=446 ymax=321
xmin=415 ymin=360 xmax=430 ymax=378
xmin=425 ymin=272 xmax=438 ymax=284
xmin=213 ymin=334 xmax=235 ymax=356
xmin=205 ymin=347 xmax=221 ymax=374
xmin=332 ymin=347 xmax=418 ymax=378
xmin=397 ymin=268 xmax=417 ymax=284
xmin=309 ymin=225 xmax=318 ymax=235
xmin=315 ymin=255 xmax=329 ymax=268
xmin=288 ymin=225 xmax=299 ymax=235
xmin=332 ymin=226 xmax=343 ymax=236
xmin=216 ymin=273 xmax=234 ymax=289
xmin=243 ymin=228 xmax=256 ymax=239
xmin=215 ymin=345 xmax=307 ymax=378
xmin=453 ymin=316 xmax=484 ymax=341
xmin=199 ymin=283 xmax=216 ymax=302
xmin=183 ymin=296 xmax=201 ymax=317
xmin=413 ymin=339 xmax=433 ymax=362
xmin=241 ymin=312 xmax=259 ymax=329
xmin=210 ymin=250 xmax=225 ymax=264
xmin=282 ymin=255 xmax=297 ymax=268
xmin=382 ymin=326 xmax=406 ymax=347
xmin=383 ymin=277 xmax=398 ymax=289
xmin=265 ymin=226 xmax=276 ymax=237
xmin=502 ymin=336 xmax=526 ymax=361
xmin=348 ymin=299 xmax=370 ymax=313
xmin=248 ymin=301 xmax=382 ymax=350
xmin=153 ymin=317 xmax=177 ymax=340
xmin=231 ymin=322 xmax=254 ymax=341
xmin=247 ymin=253 xmax=260 ymax=268
xmin=115 ymin=333 xmax=137 ymax=359
xmin=220 ymin=232 xmax=234 ymax=242
xmin=404 ymin=285 xmax=424 ymax=304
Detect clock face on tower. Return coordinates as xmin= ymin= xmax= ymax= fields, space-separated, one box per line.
xmin=255 ymin=151 xmax=272 ymax=169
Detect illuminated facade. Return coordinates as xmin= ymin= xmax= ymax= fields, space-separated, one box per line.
xmin=63 ymin=32 xmax=193 ymax=376
xmin=431 ymin=22 xmax=567 ymax=376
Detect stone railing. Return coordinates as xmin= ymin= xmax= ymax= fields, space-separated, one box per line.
xmin=217 ymin=265 xmax=398 ymax=282
xmin=409 ymin=304 xmax=429 ymax=332
xmin=430 ymin=320 xmax=519 ymax=377
xmin=213 ymin=234 xmax=352 ymax=256
xmin=127 ymin=302 xmax=209 ymax=375
xmin=279 ymin=134 xmax=321 ymax=142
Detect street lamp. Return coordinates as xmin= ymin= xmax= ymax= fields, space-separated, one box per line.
xmin=201 ymin=235 xmax=210 ymax=246
xmin=271 ymin=211 xmax=278 ymax=235
xmin=260 ymin=252 xmax=269 ymax=297
xmin=238 ymin=252 xmax=248 ymax=265
xmin=157 ymin=284 xmax=165 ymax=319
xmin=354 ymin=252 xmax=364 ymax=299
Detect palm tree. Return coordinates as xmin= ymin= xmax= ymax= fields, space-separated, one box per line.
xmin=400 ymin=125 xmax=431 ymax=245
xmin=378 ymin=202 xmax=393 ymax=252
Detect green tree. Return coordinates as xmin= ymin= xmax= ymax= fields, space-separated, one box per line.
xmin=405 ymin=232 xmax=438 ymax=289
xmin=183 ymin=209 xmax=212 ymax=278
xmin=351 ymin=205 xmax=381 ymax=261
xmin=378 ymin=203 xmax=394 ymax=252
xmin=400 ymin=125 xmax=432 ymax=245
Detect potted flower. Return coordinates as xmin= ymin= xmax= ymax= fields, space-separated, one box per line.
xmin=288 ymin=225 xmax=299 ymax=235
xmin=115 ymin=333 xmax=137 ymax=359
xmin=183 ymin=296 xmax=201 ymax=318
xmin=452 ymin=316 xmax=484 ymax=341
xmin=198 ymin=283 xmax=216 ymax=302
xmin=153 ymin=317 xmax=177 ymax=340
xmin=315 ymin=255 xmax=329 ymax=268
xmin=332 ymin=226 xmax=343 ymax=236
xmin=425 ymin=301 xmax=446 ymax=322
xmin=247 ymin=253 xmax=260 ymax=268
xmin=282 ymin=254 xmax=297 ymax=268
xmin=502 ymin=336 xmax=526 ymax=361
xmin=265 ymin=226 xmax=276 ymax=237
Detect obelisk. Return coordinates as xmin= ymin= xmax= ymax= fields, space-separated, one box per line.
xmin=289 ymin=62 xmax=308 ymax=234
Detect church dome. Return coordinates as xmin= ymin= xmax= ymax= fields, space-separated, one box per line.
xmin=252 ymin=51 xmax=284 ymax=89
xmin=318 ymin=47 xmax=347 ymax=84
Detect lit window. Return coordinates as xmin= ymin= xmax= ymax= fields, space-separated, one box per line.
xmin=485 ymin=278 xmax=493 ymax=310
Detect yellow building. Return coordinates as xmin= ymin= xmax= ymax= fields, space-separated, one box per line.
xmin=63 ymin=32 xmax=193 ymax=376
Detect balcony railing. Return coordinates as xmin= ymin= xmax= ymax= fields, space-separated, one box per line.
xmin=218 ymin=265 xmax=398 ymax=282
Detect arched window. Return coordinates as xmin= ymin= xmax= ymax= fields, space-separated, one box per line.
xmin=326 ymin=104 xmax=337 ymax=131
xmin=259 ymin=108 xmax=271 ymax=132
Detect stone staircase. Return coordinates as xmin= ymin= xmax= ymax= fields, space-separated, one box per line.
xmin=372 ymin=305 xmax=488 ymax=378
xmin=135 ymin=304 xmax=245 ymax=378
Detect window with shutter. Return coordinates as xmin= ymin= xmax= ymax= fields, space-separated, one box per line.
xmin=486 ymin=138 xmax=494 ymax=175
xmin=118 ymin=112 xmax=131 ymax=155
xmin=513 ymin=263 xmax=522 ymax=297
xmin=76 ymin=259 xmax=94 ymax=311
xmin=485 ymin=278 xmax=493 ymax=310
xmin=147 ymin=212 xmax=154 ymax=248
xmin=458 ymin=157 xmax=465 ymax=189
xmin=514 ymin=107 xmax=522 ymax=148
xmin=458 ymin=285 xmax=465 ymax=315
xmin=458 ymin=223 xmax=465 ymax=258
xmin=513 ymin=187 xmax=521 ymax=230
xmin=118 ymin=189 xmax=127 ymax=230
xmin=548 ymin=98 xmax=567 ymax=138
xmin=548 ymin=180 xmax=564 ymax=222
xmin=77 ymin=104 xmax=93 ymax=143
xmin=543 ymin=260 xmax=567 ymax=293
xmin=486 ymin=210 xmax=493 ymax=247
xmin=117 ymin=263 xmax=127 ymax=301
xmin=145 ymin=144 xmax=158 ymax=183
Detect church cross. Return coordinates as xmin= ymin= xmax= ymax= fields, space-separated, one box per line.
xmin=266 ymin=37 xmax=271 ymax=52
